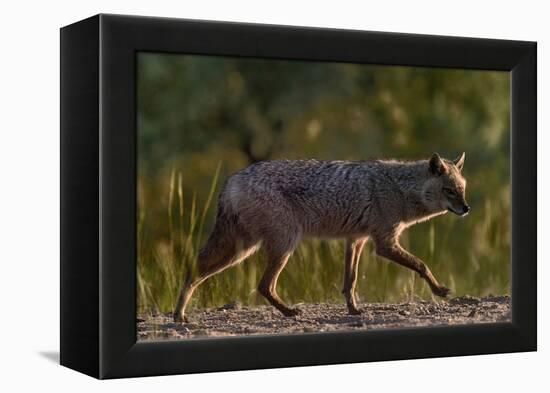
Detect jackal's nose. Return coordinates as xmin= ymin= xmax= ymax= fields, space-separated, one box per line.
xmin=463 ymin=204 xmax=470 ymax=214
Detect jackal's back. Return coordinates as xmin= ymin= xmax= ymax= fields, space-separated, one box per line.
xmin=221 ymin=159 xmax=394 ymax=237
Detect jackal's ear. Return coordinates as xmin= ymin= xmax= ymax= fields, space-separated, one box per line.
xmin=453 ymin=152 xmax=465 ymax=171
xmin=429 ymin=153 xmax=446 ymax=175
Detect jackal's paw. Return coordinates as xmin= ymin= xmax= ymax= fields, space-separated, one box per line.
xmin=432 ymin=285 xmax=451 ymax=298
xmin=173 ymin=312 xmax=189 ymax=324
xmin=281 ymin=307 xmax=302 ymax=317
xmin=346 ymin=301 xmax=361 ymax=315
xmin=347 ymin=306 xmax=362 ymax=315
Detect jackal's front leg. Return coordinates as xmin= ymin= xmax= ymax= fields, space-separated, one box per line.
xmin=342 ymin=237 xmax=368 ymax=315
xmin=374 ymin=241 xmax=450 ymax=298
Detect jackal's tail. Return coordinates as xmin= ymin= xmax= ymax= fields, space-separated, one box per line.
xmin=196 ymin=200 xmax=258 ymax=277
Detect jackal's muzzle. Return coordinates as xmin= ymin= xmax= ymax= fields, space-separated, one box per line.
xmin=448 ymin=203 xmax=470 ymax=217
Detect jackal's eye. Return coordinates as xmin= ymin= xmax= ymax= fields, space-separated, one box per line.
xmin=443 ymin=187 xmax=456 ymax=197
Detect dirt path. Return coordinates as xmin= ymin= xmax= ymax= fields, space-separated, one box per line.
xmin=137 ymin=295 xmax=510 ymax=341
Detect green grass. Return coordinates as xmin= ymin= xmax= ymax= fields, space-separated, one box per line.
xmin=137 ymin=167 xmax=511 ymax=314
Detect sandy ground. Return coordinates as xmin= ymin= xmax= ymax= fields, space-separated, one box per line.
xmin=137 ymin=295 xmax=510 ymax=341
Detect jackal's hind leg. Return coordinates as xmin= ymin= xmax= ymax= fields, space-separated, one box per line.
xmin=342 ymin=237 xmax=368 ymax=315
xmin=173 ymin=266 xmax=227 ymax=324
xmin=173 ymin=233 xmax=259 ymax=323
xmin=173 ymin=277 xmax=198 ymax=323
xmin=258 ymin=248 xmax=299 ymax=317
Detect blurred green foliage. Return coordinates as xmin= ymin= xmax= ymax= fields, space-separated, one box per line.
xmin=137 ymin=53 xmax=510 ymax=313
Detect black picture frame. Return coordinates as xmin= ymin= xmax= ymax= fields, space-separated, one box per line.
xmin=60 ymin=14 xmax=537 ymax=379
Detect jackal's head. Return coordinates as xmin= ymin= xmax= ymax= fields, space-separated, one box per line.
xmin=423 ymin=152 xmax=470 ymax=217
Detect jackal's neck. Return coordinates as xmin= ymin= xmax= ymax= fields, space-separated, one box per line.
xmin=382 ymin=160 xmax=445 ymax=220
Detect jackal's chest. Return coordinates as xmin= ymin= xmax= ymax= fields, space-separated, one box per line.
xmin=401 ymin=210 xmax=448 ymax=229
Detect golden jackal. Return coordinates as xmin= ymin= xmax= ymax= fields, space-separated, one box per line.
xmin=174 ymin=152 xmax=469 ymax=322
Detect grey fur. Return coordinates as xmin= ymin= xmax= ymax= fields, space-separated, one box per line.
xmin=174 ymin=153 xmax=469 ymax=321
